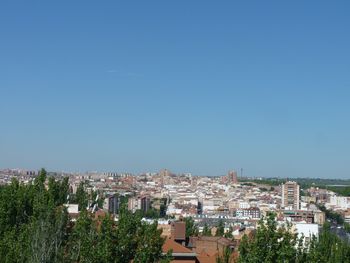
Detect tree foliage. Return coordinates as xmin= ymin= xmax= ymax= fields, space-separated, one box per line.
xmin=239 ymin=213 xmax=302 ymax=263
xmin=216 ymin=247 xmax=233 ymax=263
xmin=74 ymin=181 xmax=88 ymax=211
xmin=238 ymin=213 xmax=350 ymax=263
xmin=202 ymin=223 xmax=212 ymax=236
xmin=224 ymin=226 xmax=233 ymax=239
xmin=0 ymin=169 xmax=168 ymax=263
xmin=305 ymin=222 xmax=350 ymax=262
xmin=0 ymin=168 xmax=69 ymax=262
xmin=318 ymin=204 xmax=344 ymax=225
xmin=215 ymin=220 xmax=225 ymax=237
xmin=184 ymin=217 xmax=198 ymax=238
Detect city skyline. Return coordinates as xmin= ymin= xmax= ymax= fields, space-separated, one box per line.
xmin=1 ymin=1 xmax=350 ymax=178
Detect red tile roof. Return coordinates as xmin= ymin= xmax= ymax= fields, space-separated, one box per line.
xmin=163 ymin=238 xmax=193 ymax=254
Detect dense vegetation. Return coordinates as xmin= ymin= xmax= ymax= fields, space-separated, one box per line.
xmin=202 ymin=223 xmax=212 ymax=236
xmin=0 ymin=169 xmax=168 ymax=263
xmin=239 ymin=177 xmax=350 ymax=196
xmin=317 ymin=204 xmax=344 ymax=225
xmin=239 ymin=213 xmax=350 ymax=263
xmin=325 ymin=186 xmax=350 ymax=197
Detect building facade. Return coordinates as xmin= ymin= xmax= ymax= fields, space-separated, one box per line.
xmin=227 ymin=170 xmax=238 ymax=184
xmin=282 ymin=181 xmax=300 ymax=210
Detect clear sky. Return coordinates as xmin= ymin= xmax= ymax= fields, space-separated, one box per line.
xmin=1 ymin=1 xmax=350 ymax=178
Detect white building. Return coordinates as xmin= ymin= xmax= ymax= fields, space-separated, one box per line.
xmin=64 ymin=204 xmax=79 ymax=214
xmin=239 ymin=201 xmax=250 ymax=209
xmin=202 ymin=198 xmax=222 ymax=212
xmin=295 ymin=223 xmax=319 ymax=246
xmin=329 ymin=195 xmax=348 ymax=210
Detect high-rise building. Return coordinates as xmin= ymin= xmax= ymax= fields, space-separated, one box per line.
xmin=281 ymin=181 xmax=300 ymax=210
xmin=128 ymin=197 xmax=140 ymax=213
xmin=227 ymin=170 xmax=238 ymax=184
xmin=103 ymin=194 xmax=120 ymax=214
xmin=141 ymin=196 xmax=151 ymax=213
xmin=159 ymin=169 xmax=172 ymax=178
xmin=159 ymin=169 xmax=172 ymax=186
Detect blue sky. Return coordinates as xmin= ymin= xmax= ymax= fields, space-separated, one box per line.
xmin=1 ymin=1 xmax=350 ymax=178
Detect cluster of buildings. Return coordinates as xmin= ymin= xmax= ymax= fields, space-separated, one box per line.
xmin=307 ymin=186 xmax=350 ymax=224
xmin=0 ymin=168 xmax=38 ymax=184
xmin=2 ymin=167 xmax=350 ymax=262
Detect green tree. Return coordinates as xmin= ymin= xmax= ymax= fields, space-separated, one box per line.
xmin=159 ymin=204 xmax=167 ymax=218
xmin=133 ymin=221 xmax=165 ymax=263
xmin=75 ymin=182 xmax=88 ymax=211
xmin=238 ymin=213 xmax=299 ymax=263
xmin=306 ymin=222 xmax=350 ymax=262
xmin=95 ymin=215 xmax=116 ymax=263
xmin=238 ymin=234 xmax=250 ymax=261
xmin=144 ymin=208 xmax=160 ymax=219
xmin=184 ymin=217 xmax=198 ymax=238
xmin=224 ymin=226 xmax=233 ymax=239
xmin=216 ymin=247 xmax=233 ymax=263
xmin=0 ymin=169 xmax=71 ymax=262
xmin=0 ymin=175 xmax=168 ymax=263
xmin=29 ymin=207 xmax=68 ymax=263
xmin=48 ymin=176 xmax=60 ymax=207
xmin=115 ymin=206 xmax=141 ymax=262
xmin=216 ymin=220 xmax=225 ymax=237
xmin=344 ymin=222 xmax=350 ymax=233
xmin=202 ymin=223 xmax=212 ymax=236
xmin=59 ymin=177 xmax=70 ymax=204
xmin=67 ymin=210 xmax=97 ymax=262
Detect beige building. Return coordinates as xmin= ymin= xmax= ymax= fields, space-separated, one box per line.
xmin=227 ymin=170 xmax=238 ymax=184
xmin=314 ymin=210 xmax=326 ymax=225
xmin=281 ymin=181 xmax=300 ymax=210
